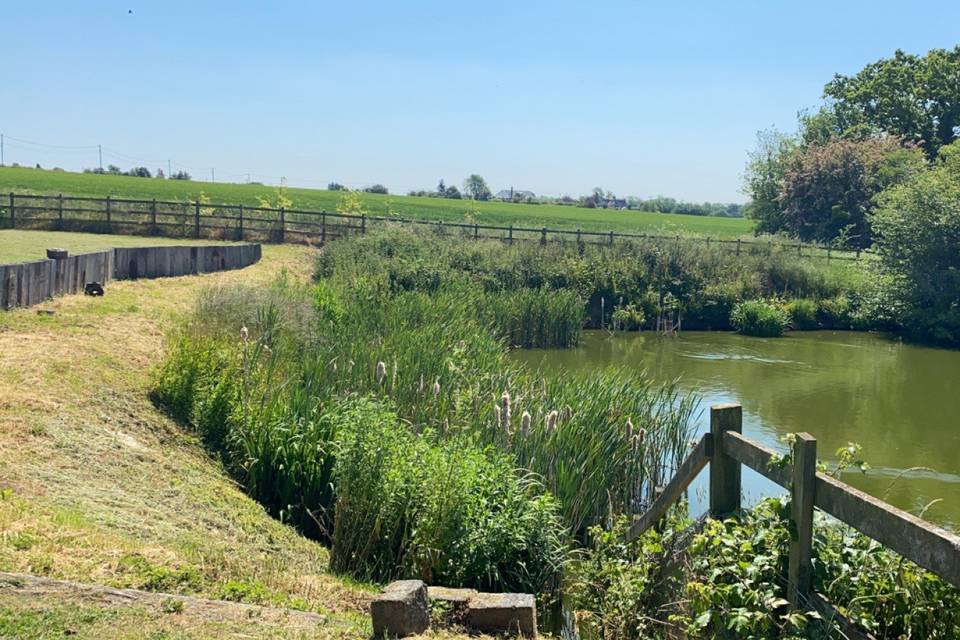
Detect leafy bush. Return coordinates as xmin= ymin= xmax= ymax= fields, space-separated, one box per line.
xmin=730 ymin=300 xmax=789 ymax=337
xmin=330 ymin=398 xmax=567 ymax=593
xmin=570 ymin=499 xmax=960 ymax=639
xmin=786 ymin=298 xmax=818 ymax=330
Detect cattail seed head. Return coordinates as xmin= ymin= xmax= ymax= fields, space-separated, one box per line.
xmin=240 ymin=326 xmax=249 ymax=342
xmin=433 ymin=378 xmax=441 ymax=397
xmin=376 ymin=361 xmax=386 ymax=385
xmin=625 ymin=418 xmax=634 ymax=441
xmin=494 ymin=404 xmax=503 ymax=429
xmin=546 ymin=410 xmax=558 ymax=432
xmin=561 ymin=405 xmax=572 ymax=422
xmin=501 ymin=391 xmax=511 ymax=427
xmin=329 ymin=358 xmax=337 ymax=373
xmin=520 ymin=411 xmax=531 ymax=437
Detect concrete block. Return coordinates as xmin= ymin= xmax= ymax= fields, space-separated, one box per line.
xmin=467 ymin=592 xmax=537 ymax=637
xmin=371 ymin=580 xmax=429 ymax=638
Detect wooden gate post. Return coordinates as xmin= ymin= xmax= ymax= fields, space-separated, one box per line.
xmin=238 ymin=204 xmax=244 ymax=240
xmin=361 ymin=213 xmax=366 ymax=235
xmin=194 ymin=201 xmax=201 ymax=238
xmin=508 ymin=224 xmax=513 ymax=245
xmin=58 ymin=193 xmax=64 ymax=229
xmin=474 ymin=222 xmax=479 ymax=240
xmin=151 ymin=199 xmax=158 ymax=234
xmin=736 ymin=238 xmax=741 ymax=256
xmin=106 ymin=195 xmax=112 ymax=230
xmin=321 ymin=212 xmax=327 ymax=244
xmin=278 ymin=207 xmax=285 ymax=243
xmin=8 ymin=193 xmax=13 ymax=228
xmin=541 ymin=226 xmax=547 ymax=245
xmin=788 ymin=433 xmax=817 ymax=609
xmin=709 ymin=404 xmax=742 ymax=517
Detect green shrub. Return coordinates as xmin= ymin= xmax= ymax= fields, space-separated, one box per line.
xmin=785 ymin=298 xmax=818 ymax=330
xmin=730 ymin=300 xmax=789 ymax=337
xmin=329 ymin=398 xmax=567 ymax=593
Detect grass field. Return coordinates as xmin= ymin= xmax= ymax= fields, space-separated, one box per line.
xmin=0 ymin=229 xmax=233 ymax=264
xmin=0 ymin=237 xmax=469 ymax=639
xmin=0 ymin=166 xmax=755 ymax=239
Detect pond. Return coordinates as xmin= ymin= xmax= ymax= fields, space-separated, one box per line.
xmin=515 ymin=330 xmax=960 ymax=530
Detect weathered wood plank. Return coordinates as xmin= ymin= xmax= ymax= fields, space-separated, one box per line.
xmin=788 ymin=433 xmax=817 ymax=608
xmin=721 ymin=431 xmax=791 ymax=488
xmin=815 ymin=472 xmax=960 ymax=589
xmin=625 ymin=434 xmax=712 ymax=542
xmin=709 ymin=404 xmax=742 ymax=517
xmin=807 ymin=591 xmax=877 ymax=640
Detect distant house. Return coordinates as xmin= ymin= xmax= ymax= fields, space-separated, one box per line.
xmin=496 ymin=189 xmax=536 ymax=201
xmin=600 ymin=197 xmax=628 ymax=209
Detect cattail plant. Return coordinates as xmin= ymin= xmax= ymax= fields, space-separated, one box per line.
xmin=545 ymin=410 xmax=558 ymax=433
xmin=376 ymin=361 xmax=387 ymax=385
xmin=520 ymin=411 xmax=531 ymax=438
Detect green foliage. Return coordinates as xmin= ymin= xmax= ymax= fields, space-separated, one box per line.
xmin=872 ymin=139 xmax=960 ymax=345
xmin=785 ymin=298 xmax=818 ymax=330
xmin=329 ymin=398 xmax=567 ymax=592
xmin=730 ymin=300 xmax=789 ymax=337
xmin=825 ymin=46 xmax=960 ymax=159
xmin=570 ymin=498 xmax=960 ymax=639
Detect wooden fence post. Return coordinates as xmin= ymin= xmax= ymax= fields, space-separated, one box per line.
xmin=736 ymin=238 xmax=741 ymax=256
xmin=609 ymin=230 xmax=614 ymax=246
xmin=238 ymin=204 xmax=244 ymax=241
xmin=361 ymin=213 xmax=366 ymax=235
xmin=58 ymin=193 xmax=64 ymax=229
xmin=541 ymin=226 xmax=547 ymax=246
xmin=709 ymin=404 xmax=742 ymax=517
xmin=576 ymin=228 xmax=582 ymax=245
xmin=106 ymin=195 xmax=112 ymax=230
xmin=474 ymin=222 xmax=479 ymax=240
xmin=8 ymin=193 xmax=14 ymax=228
xmin=321 ymin=212 xmax=327 ymax=243
xmin=788 ymin=433 xmax=817 ymax=609
xmin=509 ymin=224 xmax=513 ymax=245
xmin=151 ymin=199 xmax=158 ymax=234
xmin=279 ymin=207 xmax=285 ymax=242
xmin=194 ymin=201 xmax=200 ymax=238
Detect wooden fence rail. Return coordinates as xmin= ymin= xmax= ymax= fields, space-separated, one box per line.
xmin=626 ymin=404 xmax=960 ymax=635
xmin=1 ymin=192 xmax=867 ymax=260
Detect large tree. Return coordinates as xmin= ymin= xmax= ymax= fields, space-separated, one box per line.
xmin=463 ymin=174 xmax=491 ymax=201
xmin=872 ymin=140 xmax=960 ymax=344
xmin=825 ymin=47 xmax=960 ymax=159
xmin=777 ymin=136 xmax=924 ymax=248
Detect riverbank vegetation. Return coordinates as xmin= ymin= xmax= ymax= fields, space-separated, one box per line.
xmin=152 ymin=253 xmax=698 ymax=594
xmin=742 ymin=45 xmax=960 ymax=346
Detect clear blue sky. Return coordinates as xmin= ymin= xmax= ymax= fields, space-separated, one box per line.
xmin=3 ymin=1 xmax=959 ymax=202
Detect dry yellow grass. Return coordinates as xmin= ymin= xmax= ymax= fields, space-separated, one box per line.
xmin=0 ymin=238 xmax=395 ymax=638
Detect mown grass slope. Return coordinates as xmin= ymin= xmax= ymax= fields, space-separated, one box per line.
xmin=0 ymin=233 xmax=419 ymax=639
xmin=0 ymin=166 xmax=754 ymax=238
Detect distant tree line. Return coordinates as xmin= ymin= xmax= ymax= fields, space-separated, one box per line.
xmin=83 ymin=165 xmax=191 ymax=180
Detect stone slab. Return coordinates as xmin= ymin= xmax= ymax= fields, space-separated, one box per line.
xmin=371 ymin=580 xmax=429 ymax=638
xmin=467 ymin=592 xmax=537 ymax=637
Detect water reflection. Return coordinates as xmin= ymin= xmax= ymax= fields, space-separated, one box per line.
xmin=514 ymin=331 xmax=960 ymax=529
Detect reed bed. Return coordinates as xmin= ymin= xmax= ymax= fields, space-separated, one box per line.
xmin=152 ymin=231 xmax=702 ymax=594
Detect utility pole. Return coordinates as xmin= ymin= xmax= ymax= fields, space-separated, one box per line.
xmin=211 ymin=168 xmax=215 ymax=183
xmin=1 ymin=133 xmax=4 ymax=166
xmin=98 ymin=144 xmax=102 ymax=170
xmin=167 ymin=159 xmax=171 ymax=179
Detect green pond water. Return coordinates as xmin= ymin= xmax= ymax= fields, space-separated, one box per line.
xmin=515 ymin=330 xmax=960 ymax=530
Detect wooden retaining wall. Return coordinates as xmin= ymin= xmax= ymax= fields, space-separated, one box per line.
xmin=0 ymin=243 xmax=261 ymax=310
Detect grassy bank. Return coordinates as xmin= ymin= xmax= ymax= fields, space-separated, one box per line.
xmin=0 ymin=237 xmax=387 ymax=638
xmin=0 ymin=166 xmax=754 ymax=238
xmin=0 ymin=229 xmax=234 ymax=264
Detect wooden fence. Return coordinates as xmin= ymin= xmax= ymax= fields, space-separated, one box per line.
xmin=626 ymin=404 xmax=960 ymax=639
xmin=1 ymin=243 xmax=262 ymax=310
xmin=1 ymin=193 xmax=867 ymax=261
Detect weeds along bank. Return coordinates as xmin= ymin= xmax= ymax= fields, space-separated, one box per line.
xmin=315 ymin=227 xmax=874 ymax=335
xmin=152 ymin=268 xmax=696 ymax=596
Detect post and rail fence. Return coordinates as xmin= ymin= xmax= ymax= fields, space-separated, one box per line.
xmin=0 ymin=192 xmax=868 ymax=261
xmin=626 ymin=404 xmax=960 ymax=639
